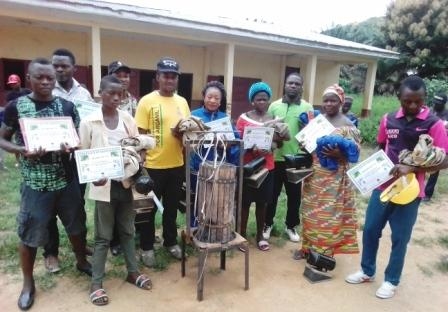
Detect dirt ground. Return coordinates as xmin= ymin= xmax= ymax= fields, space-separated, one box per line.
xmin=0 ymin=199 xmax=447 ymax=312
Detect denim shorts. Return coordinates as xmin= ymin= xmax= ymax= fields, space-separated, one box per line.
xmin=17 ymin=179 xmax=85 ymax=247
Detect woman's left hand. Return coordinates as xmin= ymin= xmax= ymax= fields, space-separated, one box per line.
xmin=322 ymin=144 xmax=344 ymax=159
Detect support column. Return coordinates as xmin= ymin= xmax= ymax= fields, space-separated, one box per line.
xmin=90 ymin=25 xmax=102 ymax=99
xmin=362 ymin=61 xmax=378 ymax=117
xmin=224 ymin=43 xmax=235 ymax=116
xmin=304 ymin=55 xmax=317 ymax=105
xmin=278 ymin=55 xmax=287 ymax=98
xmin=202 ymin=46 xmax=211 ymax=87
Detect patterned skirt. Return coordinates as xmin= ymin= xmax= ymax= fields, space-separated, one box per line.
xmin=301 ymin=163 xmax=359 ymax=255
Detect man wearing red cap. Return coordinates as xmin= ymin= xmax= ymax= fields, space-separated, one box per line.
xmin=3 ymin=74 xmax=31 ymax=170
xmin=6 ymin=74 xmax=31 ymax=102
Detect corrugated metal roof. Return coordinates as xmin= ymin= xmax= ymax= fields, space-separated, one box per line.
xmin=0 ymin=0 xmax=399 ymax=59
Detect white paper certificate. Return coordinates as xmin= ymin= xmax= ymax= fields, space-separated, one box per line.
xmin=74 ymin=100 xmax=101 ymax=120
xmin=295 ymin=114 xmax=336 ymax=153
xmin=346 ymin=149 xmax=395 ymax=196
xmin=19 ymin=117 xmax=79 ymax=152
xmin=243 ymin=126 xmax=274 ymax=150
xmin=204 ymin=117 xmax=236 ymax=141
xmin=75 ymin=146 xmax=124 ymax=184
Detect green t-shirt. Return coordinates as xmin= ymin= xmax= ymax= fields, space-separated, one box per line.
xmin=268 ymin=98 xmax=313 ymax=161
xmin=6 ymin=96 xmax=80 ymax=191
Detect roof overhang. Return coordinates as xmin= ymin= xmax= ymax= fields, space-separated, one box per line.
xmin=0 ymin=0 xmax=400 ymax=61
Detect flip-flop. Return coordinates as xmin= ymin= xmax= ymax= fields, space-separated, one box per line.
xmin=257 ymin=240 xmax=270 ymax=251
xmin=238 ymin=245 xmax=248 ymax=252
xmin=44 ymin=256 xmax=61 ymax=273
xmin=128 ymin=274 xmax=152 ymax=290
xmin=89 ymin=288 xmax=108 ymax=306
xmin=292 ymin=249 xmax=307 ymax=260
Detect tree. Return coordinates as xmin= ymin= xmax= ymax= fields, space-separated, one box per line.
xmin=322 ymin=18 xmax=388 ymax=93
xmin=383 ymin=0 xmax=448 ymax=78
xmin=322 ymin=17 xmax=386 ymax=48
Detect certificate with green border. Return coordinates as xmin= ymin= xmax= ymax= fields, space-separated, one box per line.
xmin=75 ymin=146 xmax=124 ymax=183
xmin=19 ymin=117 xmax=79 ymax=152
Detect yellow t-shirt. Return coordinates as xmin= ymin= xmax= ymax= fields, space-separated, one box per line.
xmin=135 ymin=91 xmax=190 ymax=168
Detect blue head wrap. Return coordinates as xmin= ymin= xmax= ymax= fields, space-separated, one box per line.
xmin=248 ymin=82 xmax=272 ymax=102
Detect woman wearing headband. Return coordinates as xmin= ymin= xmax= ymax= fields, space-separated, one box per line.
xmin=295 ymin=84 xmax=361 ymax=262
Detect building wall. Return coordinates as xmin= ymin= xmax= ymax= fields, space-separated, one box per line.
xmin=0 ymin=24 xmax=90 ymax=64
xmin=206 ymin=47 xmax=286 ymax=100
xmin=313 ymin=60 xmax=341 ymax=106
xmin=101 ymin=34 xmax=206 ymax=100
xmin=0 ymin=22 xmax=338 ymax=108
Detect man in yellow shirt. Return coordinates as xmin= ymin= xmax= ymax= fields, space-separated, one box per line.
xmin=134 ymin=57 xmax=190 ymax=267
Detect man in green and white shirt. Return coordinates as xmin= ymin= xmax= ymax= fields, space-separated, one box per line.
xmin=265 ymin=72 xmax=313 ymax=242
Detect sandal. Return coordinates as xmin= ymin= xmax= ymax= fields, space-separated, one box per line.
xmin=238 ymin=245 xmax=247 ymax=252
xmin=127 ymin=274 xmax=152 ymax=290
xmin=257 ymin=240 xmax=270 ymax=251
xmin=292 ymin=249 xmax=307 ymax=260
xmin=44 ymin=255 xmax=61 ymax=273
xmin=89 ymin=288 xmax=109 ymax=306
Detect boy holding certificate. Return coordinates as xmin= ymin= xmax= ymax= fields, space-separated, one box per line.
xmin=0 ymin=58 xmax=91 ymax=311
xmin=346 ymin=76 xmax=448 ymax=299
xmin=79 ymin=75 xmax=151 ymax=306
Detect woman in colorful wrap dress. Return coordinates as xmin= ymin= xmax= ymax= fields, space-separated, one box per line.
xmin=295 ymin=84 xmax=361 ymax=260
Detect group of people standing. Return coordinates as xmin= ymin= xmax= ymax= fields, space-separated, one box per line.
xmin=1 ymin=47 xmax=447 ymax=310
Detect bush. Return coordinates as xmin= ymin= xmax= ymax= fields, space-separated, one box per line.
xmin=423 ymin=78 xmax=448 ymax=105
xmin=359 ymin=117 xmax=381 ymax=146
xmin=349 ymin=94 xmax=400 ymax=145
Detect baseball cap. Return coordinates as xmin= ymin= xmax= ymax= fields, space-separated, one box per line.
xmin=156 ymin=57 xmax=180 ymax=74
xmin=108 ymin=61 xmax=131 ymax=75
xmin=7 ymin=74 xmax=21 ymax=85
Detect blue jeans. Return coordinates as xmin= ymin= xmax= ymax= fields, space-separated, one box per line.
xmin=361 ymin=189 xmax=420 ymax=286
xmin=424 ymin=171 xmax=439 ymax=198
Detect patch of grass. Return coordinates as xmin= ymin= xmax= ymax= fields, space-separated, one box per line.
xmin=208 ymin=267 xmax=222 ymax=275
xmin=350 ymin=94 xmax=400 ymax=145
xmin=435 ymin=257 xmax=448 ymax=273
xmin=434 ymin=171 xmax=448 ymax=197
xmin=437 ymin=235 xmax=448 ymax=250
xmin=412 ymin=237 xmax=434 ymax=248
xmin=431 ymin=217 xmax=443 ymax=224
xmin=417 ymin=264 xmax=434 ymax=277
xmin=0 ymin=234 xmax=20 ymax=274
xmin=270 ymin=237 xmax=287 ymax=248
xmin=0 ymin=155 xmax=25 ymax=275
xmin=245 ymin=191 xmax=288 ymax=246
xmin=34 ymin=272 xmax=58 ymax=291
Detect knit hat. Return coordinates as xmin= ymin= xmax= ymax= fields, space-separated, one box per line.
xmin=248 ymin=81 xmax=272 ymax=102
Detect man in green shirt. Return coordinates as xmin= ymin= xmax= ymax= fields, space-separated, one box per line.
xmin=264 ymin=72 xmax=313 ymax=242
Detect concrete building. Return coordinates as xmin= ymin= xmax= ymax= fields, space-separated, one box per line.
xmin=0 ymin=0 xmax=398 ymax=118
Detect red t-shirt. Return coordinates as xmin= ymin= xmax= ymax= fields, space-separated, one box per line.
xmin=236 ymin=113 xmax=275 ymax=170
